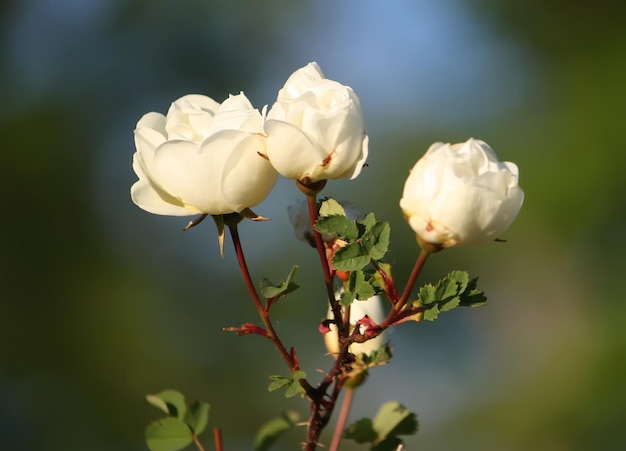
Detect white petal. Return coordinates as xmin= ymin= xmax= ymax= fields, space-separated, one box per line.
xmin=265 ymin=120 xmax=326 ymax=180
xmin=130 ymin=153 xmax=196 ymax=216
xmin=221 ymin=135 xmax=278 ymax=212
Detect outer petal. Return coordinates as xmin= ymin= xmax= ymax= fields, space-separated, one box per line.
xmin=265 ymin=119 xmax=326 ymax=180
xmin=130 ymin=153 xmax=196 ymax=216
xmin=150 ymin=139 xmax=229 ymax=214
xmin=220 ymin=134 xmax=278 ymax=212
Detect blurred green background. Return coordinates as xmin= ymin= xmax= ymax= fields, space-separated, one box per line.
xmin=2 ymin=0 xmax=625 ymax=449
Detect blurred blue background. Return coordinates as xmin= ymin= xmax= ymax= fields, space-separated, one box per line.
xmin=2 ymin=0 xmax=625 ymax=449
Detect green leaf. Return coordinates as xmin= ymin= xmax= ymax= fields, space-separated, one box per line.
xmin=359 ymin=212 xmax=377 ymax=232
xmin=267 ymin=376 xmax=290 ymax=392
xmin=145 ymin=418 xmax=193 ymax=451
xmin=423 ymin=303 xmax=441 ymax=321
xmin=146 ymin=390 xmax=187 ymax=419
xmin=268 ymin=371 xmax=307 ymax=398
xmin=343 ymin=418 xmax=377 ymax=443
xmin=254 ymin=411 xmax=300 ymax=451
xmin=417 ymin=284 xmax=437 ymax=306
xmin=285 ymin=380 xmax=305 ymax=398
xmin=319 ymin=198 xmax=347 ymax=217
xmin=361 ymin=220 xmax=391 ymax=260
xmin=314 ymin=215 xmax=359 ymax=240
xmin=333 ymin=242 xmax=370 ymax=271
xmin=348 ymin=270 xmax=376 ymax=300
xmin=459 ymin=277 xmax=487 ymax=307
xmin=373 ymin=401 xmax=418 ymax=440
xmin=259 ymin=266 xmax=300 ymax=299
xmin=183 ymin=400 xmax=210 ymax=436
xmin=339 ymin=289 xmax=356 ymax=307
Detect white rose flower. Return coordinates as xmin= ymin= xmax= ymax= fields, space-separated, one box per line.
xmin=324 ymin=293 xmax=386 ymax=358
xmin=265 ymin=62 xmax=369 ymax=184
xmin=131 ymin=93 xmax=278 ymax=216
xmin=399 ymin=138 xmax=524 ymax=249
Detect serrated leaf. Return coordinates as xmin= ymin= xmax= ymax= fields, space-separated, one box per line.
xmin=423 ymin=303 xmax=440 ymax=321
xmin=333 ymin=242 xmax=370 ymax=271
xmin=319 ymin=198 xmax=347 ymax=217
xmin=435 ymin=277 xmax=461 ymax=301
xmin=145 ymin=418 xmax=193 ymax=451
xmin=359 ymin=212 xmax=377 ymax=232
xmin=448 ymin=270 xmax=469 ymax=292
xmin=146 ymin=390 xmax=187 ymax=419
xmin=418 ymin=284 xmax=437 ymax=306
xmin=361 ymin=221 xmax=390 ymax=260
xmin=314 ymin=215 xmax=359 ymax=240
xmin=373 ymin=402 xmax=418 ymax=439
xmin=183 ymin=400 xmax=210 ymax=436
xmin=343 ymin=418 xmax=377 ymax=443
xmin=459 ymin=277 xmax=487 ymax=307
xmin=254 ymin=411 xmax=300 ymax=451
xmin=347 ymin=270 xmax=376 ymax=301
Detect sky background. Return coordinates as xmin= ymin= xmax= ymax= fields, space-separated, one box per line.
xmin=2 ymin=0 xmax=625 ymax=450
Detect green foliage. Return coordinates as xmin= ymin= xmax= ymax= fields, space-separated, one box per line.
xmin=344 ymin=401 xmax=418 ymax=450
xmin=267 ymin=370 xmax=307 ymax=398
xmin=415 ymin=271 xmax=487 ymax=321
xmin=145 ymin=418 xmax=194 ymax=451
xmin=318 ymin=197 xmax=347 ymax=217
xmin=254 ymin=410 xmax=300 ymax=451
xmin=259 ymin=265 xmax=300 ymax=299
xmin=145 ymin=390 xmax=210 ymax=451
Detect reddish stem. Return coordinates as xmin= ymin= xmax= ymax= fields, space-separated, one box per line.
xmin=381 ymin=249 xmax=429 ymax=328
xmin=306 ymin=195 xmax=345 ymax=335
xmin=330 ymin=386 xmax=355 ymax=451
xmin=228 ymin=224 xmax=300 ymax=373
xmin=213 ymin=428 xmax=222 ymax=451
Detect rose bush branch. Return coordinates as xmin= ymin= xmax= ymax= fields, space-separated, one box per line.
xmin=131 ymin=62 xmax=524 ymax=450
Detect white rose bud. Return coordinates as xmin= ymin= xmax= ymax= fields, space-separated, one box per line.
xmin=324 ymin=293 xmax=386 ymax=358
xmin=131 ymin=93 xmax=278 ymax=216
xmin=265 ymin=62 xmax=369 ymax=184
xmin=399 ymin=138 xmax=524 ymax=250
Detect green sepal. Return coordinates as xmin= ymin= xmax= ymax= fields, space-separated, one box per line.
xmin=259 ymin=265 xmax=300 ymax=299
xmin=145 ymin=417 xmax=193 ymax=451
xmin=253 ymin=411 xmax=300 ymax=451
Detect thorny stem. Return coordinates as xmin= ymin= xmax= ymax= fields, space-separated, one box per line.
xmin=228 ymin=224 xmax=305 ymax=378
xmin=330 ymin=386 xmax=355 ymax=451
